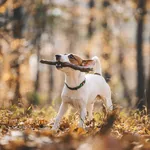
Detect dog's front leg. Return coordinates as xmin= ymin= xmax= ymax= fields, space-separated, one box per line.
xmin=79 ymin=107 xmax=87 ymax=128
xmin=52 ymin=102 xmax=67 ymax=130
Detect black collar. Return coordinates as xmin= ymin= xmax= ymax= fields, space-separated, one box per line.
xmin=65 ymin=79 xmax=86 ymax=90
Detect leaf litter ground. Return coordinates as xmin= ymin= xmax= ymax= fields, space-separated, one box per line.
xmin=0 ymin=105 xmax=150 ymax=150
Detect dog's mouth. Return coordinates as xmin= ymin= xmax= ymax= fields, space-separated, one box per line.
xmin=56 ymin=61 xmax=63 ymax=69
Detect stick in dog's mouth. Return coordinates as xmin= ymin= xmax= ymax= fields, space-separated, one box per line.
xmin=55 ymin=61 xmax=63 ymax=69
xmin=40 ymin=59 xmax=93 ymax=72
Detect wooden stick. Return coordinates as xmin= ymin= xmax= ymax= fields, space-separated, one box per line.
xmin=40 ymin=59 xmax=93 ymax=72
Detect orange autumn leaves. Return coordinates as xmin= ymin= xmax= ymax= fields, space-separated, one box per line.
xmin=0 ymin=106 xmax=150 ymax=150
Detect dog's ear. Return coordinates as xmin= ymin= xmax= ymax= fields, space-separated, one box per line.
xmin=68 ymin=54 xmax=83 ymax=65
xmin=81 ymin=60 xmax=95 ymax=67
xmin=73 ymin=55 xmax=83 ymax=65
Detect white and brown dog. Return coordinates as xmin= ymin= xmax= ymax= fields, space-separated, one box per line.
xmin=52 ymin=54 xmax=113 ymax=130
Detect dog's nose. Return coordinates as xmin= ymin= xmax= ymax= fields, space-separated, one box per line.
xmin=55 ymin=55 xmax=61 ymax=60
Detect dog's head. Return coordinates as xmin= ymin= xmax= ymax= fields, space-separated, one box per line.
xmin=55 ymin=53 xmax=95 ymax=73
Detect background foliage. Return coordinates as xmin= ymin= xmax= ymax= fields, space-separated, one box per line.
xmin=0 ymin=0 xmax=150 ymax=149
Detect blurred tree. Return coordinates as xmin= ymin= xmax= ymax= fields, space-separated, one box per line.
xmin=87 ymin=0 xmax=95 ymax=38
xmin=147 ymin=74 xmax=150 ymax=113
xmin=0 ymin=0 xmax=6 ymax=6
xmin=48 ymin=1 xmax=54 ymax=103
xmin=66 ymin=0 xmax=78 ymax=53
xmin=0 ymin=0 xmax=149 ymax=108
xmin=136 ymin=0 xmax=146 ymax=110
xmin=0 ymin=46 xmax=3 ymax=80
xmin=34 ymin=1 xmax=46 ymax=92
xmin=113 ymin=1 xmax=132 ymax=106
xmin=101 ymin=0 xmax=111 ymax=82
xmin=148 ymin=34 xmax=150 ymax=113
xmin=86 ymin=0 xmax=95 ymax=58
xmin=118 ymin=38 xmax=132 ymax=106
xmin=11 ymin=4 xmax=23 ymax=105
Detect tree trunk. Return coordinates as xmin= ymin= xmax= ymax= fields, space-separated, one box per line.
xmin=49 ymin=66 xmax=54 ymax=102
xmin=146 ymin=74 xmax=150 ymax=113
xmin=147 ymin=34 xmax=150 ymax=113
xmin=34 ymin=3 xmax=46 ymax=92
xmin=13 ymin=64 xmax=21 ymax=104
xmin=101 ymin=0 xmax=111 ymax=82
xmin=0 ymin=0 xmax=7 ymax=6
xmin=13 ymin=6 xmax=23 ymax=38
xmin=136 ymin=0 xmax=146 ymax=110
xmin=88 ymin=0 xmax=95 ymax=38
xmin=114 ymin=10 xmax=132 ymax=106
xmin=48 ymin=41 xmax=54 ymax=103
xmin=118 ymin=44 xmax=132 ymax=106
xmin=12 ymin=6 xmax=23 ymax=105
xmin=34 ymin=37 xmax=40 ymax=92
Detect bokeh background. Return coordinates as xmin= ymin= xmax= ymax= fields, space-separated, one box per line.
xmin=0 ymin=0 xmax=149 ymax=110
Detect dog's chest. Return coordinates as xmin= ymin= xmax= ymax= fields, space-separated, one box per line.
xmin=62 ymin=90 xmax=85 ymax=108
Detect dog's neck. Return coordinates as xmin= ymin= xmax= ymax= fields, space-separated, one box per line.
xmin=64 ymin=70 xmax=85 ymax=88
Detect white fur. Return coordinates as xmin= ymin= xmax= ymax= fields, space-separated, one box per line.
xmin=52 ymin=54 xmax=113 ymax=130
xmin=92 ymin=56 xmax=102 ymax=75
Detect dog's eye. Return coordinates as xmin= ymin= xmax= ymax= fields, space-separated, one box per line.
xmin=69 ymin=54 xmax=74 ymax=59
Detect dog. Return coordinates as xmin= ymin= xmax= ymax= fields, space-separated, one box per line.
xmin=52 ymin=54 xmax=113 ymax=130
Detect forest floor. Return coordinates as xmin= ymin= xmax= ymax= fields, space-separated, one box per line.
xmin=0 ymin=105 xmax=150 ymax=150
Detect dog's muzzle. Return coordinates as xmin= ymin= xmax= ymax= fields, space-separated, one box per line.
xmin=55 ymin=55 xmax=61 ymax=61
xmin=55 ymin=55 xmax=62 ymax=69
xmin=56 ymin=62 xmax=62 ymax=69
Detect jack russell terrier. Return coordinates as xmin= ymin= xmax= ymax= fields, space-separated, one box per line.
xmin=52 ymin=54 xmax=113 ymax=130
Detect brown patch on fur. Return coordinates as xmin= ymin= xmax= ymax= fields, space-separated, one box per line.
xmin=81 ymin=60 xmax=95 ymax=67
xmin=68 ymin=54 xmax=83 ymax=66
xmin=68 ymin=54 xmax=94 ymax=67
